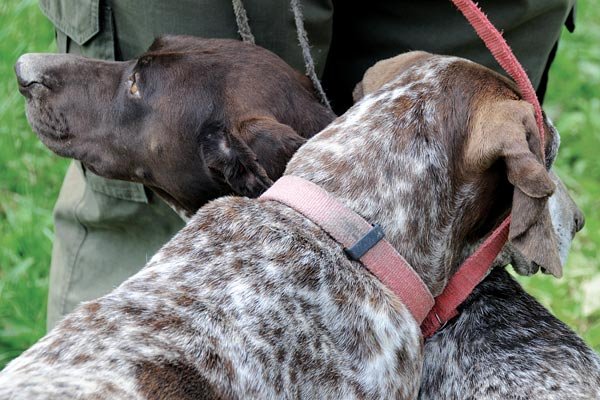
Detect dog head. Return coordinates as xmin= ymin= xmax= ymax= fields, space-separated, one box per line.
xmin=289 ymin=52 xmax=563 ymax=295
xmin=15 ymin=35 xmax=334 ymax=218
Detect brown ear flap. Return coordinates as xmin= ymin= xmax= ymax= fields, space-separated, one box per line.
xmin=356 ymin=51 xmax=433 ymax=99
xmin=147 ymin=36 xmax=173 ymax=52
xmin=510 ymin=189 xmax=561 ymax=276
xmin=237 ymin=116 xmax=307 ymax=179
xmin=352 ymin=81 xmax=365 ymax=102
xmin=467 ymin=99 xmax=562 ymax=277
xmin=203 ymin=127 xmax=273 ymax=198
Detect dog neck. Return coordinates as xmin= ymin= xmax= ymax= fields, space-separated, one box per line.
xmin=285 ymin=70 xmax=495 ymax=296
xmin=260 ymin=175 xmax=436 ymax=323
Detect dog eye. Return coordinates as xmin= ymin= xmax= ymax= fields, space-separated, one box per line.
xmin=128 ymin=73 xmax=141 ymax=97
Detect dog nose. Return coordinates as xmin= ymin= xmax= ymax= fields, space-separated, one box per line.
xmin=574 ymin=208 xmax=585 ymax=233
xmin=15 ymin=53 xmax=44 ymax=87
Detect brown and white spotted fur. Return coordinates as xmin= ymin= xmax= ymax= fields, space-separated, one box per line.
xmin=355 ymin=54 xmax=600 ymax=399
xmin=0 ymin=52 xmax=562 ymax=399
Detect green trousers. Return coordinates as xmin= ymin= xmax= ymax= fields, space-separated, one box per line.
xmin=42 ymin=0 xmax=575 ymax=329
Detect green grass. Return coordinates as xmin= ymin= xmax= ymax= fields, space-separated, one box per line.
xmin=0 ymin=0 xmax=599 ymax=370
xmin=0 ymin=0 xmax=67 ymax=367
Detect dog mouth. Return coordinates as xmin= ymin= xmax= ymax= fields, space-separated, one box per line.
xmin=527 ymin=262 xmax=542 ymax=276
xmin=24 ymin=103 xmax=75 ymax=157
xmin=17 ymin=80 xmax=69 ymax=144
xmin=17 ymin=80 xmax=52 ymax=100
xmin=27 ymin=113 xmax=69 ymax=139
xmin=505 ymin=245 xmax=542 ymax=276
xmin=513 ymin=262 xmax=540 ymax=276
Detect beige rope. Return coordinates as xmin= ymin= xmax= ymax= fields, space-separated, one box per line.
xmin=289 ymin=0 xmax=332 ymax=111
xmin=230 ymin=0 xmax=332 ymax=112
xmin=231 ymin=0 xmax=255 ymax=44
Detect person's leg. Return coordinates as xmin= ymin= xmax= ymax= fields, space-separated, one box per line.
xmin=323 ymin=0 xmax=576 ymax=113
xmin=49 ymin=163 xmax=185 ymax=328
xmin=43 ymin=0 xmax=334 ymax=329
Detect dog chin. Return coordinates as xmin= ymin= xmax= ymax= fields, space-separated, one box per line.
xmin=508 ymin=248 xmax=542 ymax=276
xmin=26 ymin=107 xmax=69 ymax=138
xmin=28 ymin=119 xmax=75 ymax=159
xmin=36 ymin=135 xmax=76 ymax=159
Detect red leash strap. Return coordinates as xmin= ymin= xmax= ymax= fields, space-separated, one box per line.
xmin=450 ymin=0 xmax=545 ymax=151
xmin=421 ymin=217 xmax=511 ymax=337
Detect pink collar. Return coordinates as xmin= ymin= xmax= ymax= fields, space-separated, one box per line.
xmin=260 ymin=175 xmax=435 ymax=325
xmin=260 ymin=175 xmax=509 ymax=336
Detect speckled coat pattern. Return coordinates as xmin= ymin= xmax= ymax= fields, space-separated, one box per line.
xmin=0 ymin=53 xmax=568 ymax=399
xmin=1 ymin=198 xmax=421 ymax=399
xmin=420 ymin=267 xmax=600 ymax=400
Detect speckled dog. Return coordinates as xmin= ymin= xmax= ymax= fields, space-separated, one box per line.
xmin=354 ymin=55 xmax=600 ymax=399
xmin=0 ymin=52 xmax=562 ymax=399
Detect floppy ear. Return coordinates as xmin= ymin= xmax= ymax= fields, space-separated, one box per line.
xmin=237 ymin=116 xmax=307 ymax=179
xmin=146 ymin=36 xmax=177 ymax=52
xmin=202 ymin=126 xmax=273 ymax=198
xmin=467 ymin=99 xmax=562 ymax=277
xmin=498 ymin=170 xmax=584 ymax=276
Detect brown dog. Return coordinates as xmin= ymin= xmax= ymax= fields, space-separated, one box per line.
xmin=15 ymin=35 xmax=335 ymax=219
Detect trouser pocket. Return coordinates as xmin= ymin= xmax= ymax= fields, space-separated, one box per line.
xmin=48 ymin=163 xmax=183 ymax=329
xmin=41 ymin=0 xmax=114 ymax=60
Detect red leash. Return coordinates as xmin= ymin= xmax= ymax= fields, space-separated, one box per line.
xmin=421 ymin=0 xmax=548 ymax=337
xmin=421 ymin=217 xmax=511 ymax=337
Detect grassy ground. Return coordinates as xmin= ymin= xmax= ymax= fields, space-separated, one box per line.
xmin=0 ymin=0 xmax=64 ymax=367
xmin=0 ymin=0 xmax=598 ymax=369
